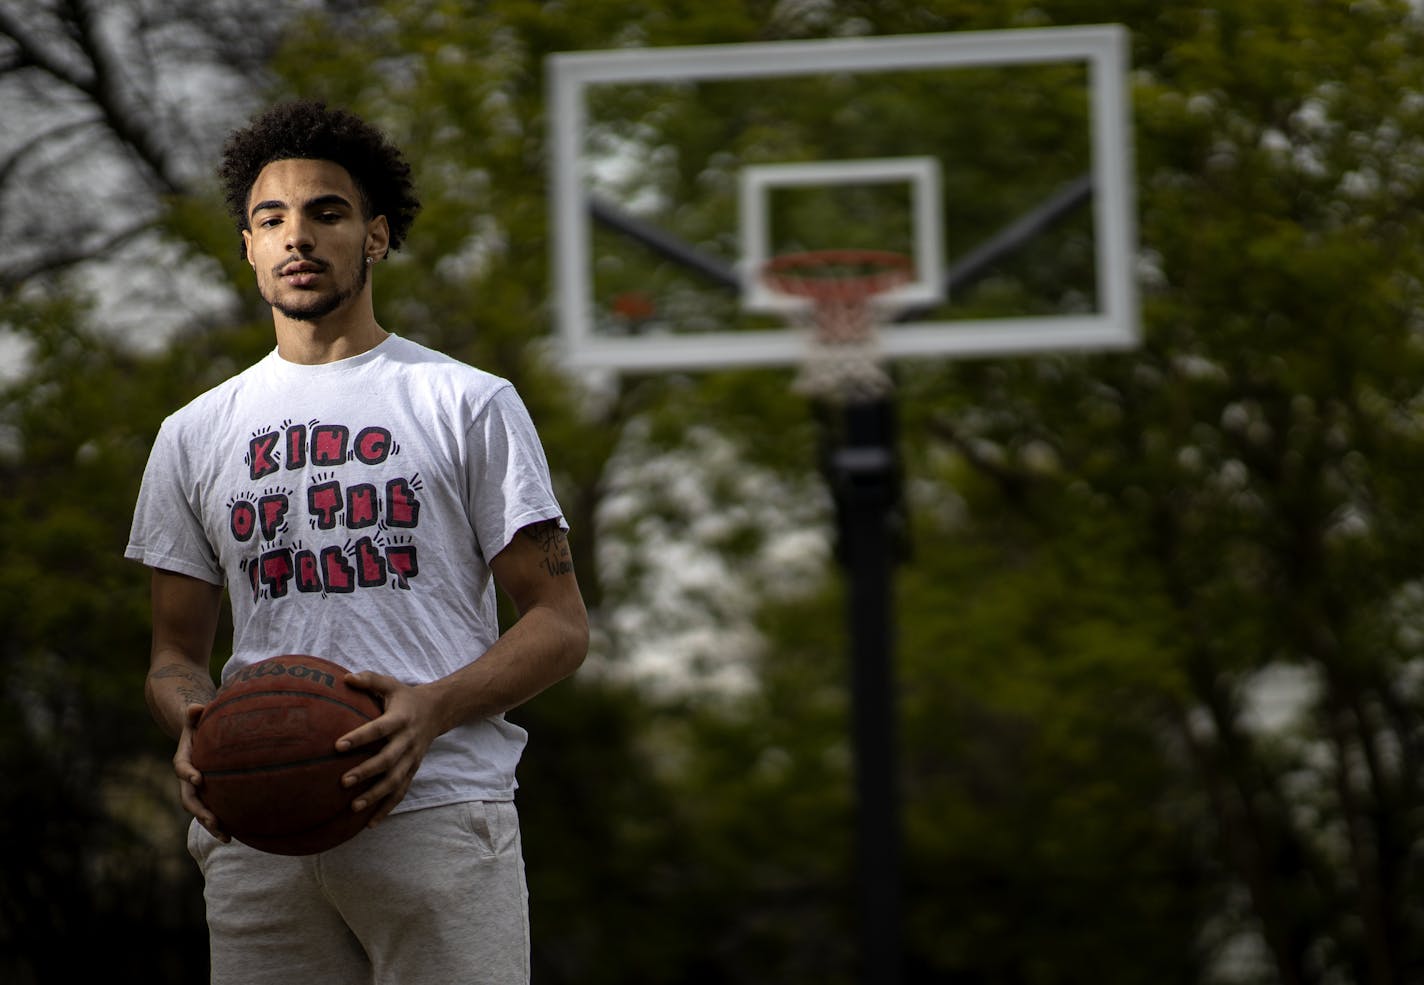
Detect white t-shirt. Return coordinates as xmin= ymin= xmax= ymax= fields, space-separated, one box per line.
xmin=126 ymin=333 xmax=565 ymax=809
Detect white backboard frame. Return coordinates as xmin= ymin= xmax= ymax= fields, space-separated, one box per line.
xmin=548 ymin=25 xmax=1138 ymax=373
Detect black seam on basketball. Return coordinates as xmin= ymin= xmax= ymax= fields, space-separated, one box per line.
xmin=200 ymin=749 xmax=367 ymax=777
xmin=228 ymin=796 xmax=375 ymax=843
xmin=230 ymin=804 xmax=372 ymax=843
xmin=203 ymin=689 xmax=378 ymax=720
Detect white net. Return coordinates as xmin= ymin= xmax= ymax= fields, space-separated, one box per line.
xmin=763 ymin=251 xmax=910 ymax=403
xmin=786 ymin=295 xmax=896 ymax=402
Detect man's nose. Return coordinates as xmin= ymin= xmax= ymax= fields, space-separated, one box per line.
xmin=285 ymin=216 xmax=315 ymax=252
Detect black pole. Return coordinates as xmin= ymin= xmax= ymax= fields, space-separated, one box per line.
xmin=824 ymin=396 xmax=903 ymax=985
xmin=586 ymin=169 xmax=1096 ymax=985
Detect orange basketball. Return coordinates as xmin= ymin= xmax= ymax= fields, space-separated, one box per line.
xmin=190 ymin=655 xmax=384 ymax=855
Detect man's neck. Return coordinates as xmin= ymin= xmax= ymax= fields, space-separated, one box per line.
xmin=274 ymin=311 xmax=388 ymax=365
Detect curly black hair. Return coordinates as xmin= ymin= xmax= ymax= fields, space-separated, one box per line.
xmin=218 ymin=100 xmax=421 ymax=258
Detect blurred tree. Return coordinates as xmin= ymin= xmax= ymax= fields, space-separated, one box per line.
xmin=6 ymin=0 xmax=1424 ymax=983
xmin=891 ymin=2 xmax=1424 ymax=982
xmin=0 ymin=0 xmax=368 ymax=348
xmin=0 ymin=288 xmax=269 ymax=981
xmin=0 ymin=0 xmax=389 ymax=283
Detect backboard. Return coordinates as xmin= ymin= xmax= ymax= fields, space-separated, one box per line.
xmin=547 ymin=25 xmax=1137 ymax=374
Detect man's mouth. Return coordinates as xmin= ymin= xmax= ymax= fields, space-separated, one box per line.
xmin=277 ymin=260 xmax=326 ymax=286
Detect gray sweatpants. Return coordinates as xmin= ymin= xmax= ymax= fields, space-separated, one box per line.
xmin=188 ymin=800 xmax=529 ymax=985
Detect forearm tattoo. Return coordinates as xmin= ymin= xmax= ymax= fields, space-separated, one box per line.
xmin=523 ymin=520 xmax=574 ymax=578
xmin=150 ymin=663 xmax=217 ymax=706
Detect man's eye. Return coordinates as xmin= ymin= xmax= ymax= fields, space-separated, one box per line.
xmin=258 ymin=216 xmax=282 ymax=228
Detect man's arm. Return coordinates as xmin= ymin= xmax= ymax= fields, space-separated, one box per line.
xmin=145 ymin=567 xmax=228 ymax=837
xmin=338 ymin=518 xmax=589 ymax=824
xmin=146 ymin=568 xmax=222 ymax=736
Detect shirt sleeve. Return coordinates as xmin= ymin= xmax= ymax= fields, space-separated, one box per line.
xmin=124 ymin=417 xmax=225 ymax=585
xmin=465 ymin=385 xmax=566 ymax=563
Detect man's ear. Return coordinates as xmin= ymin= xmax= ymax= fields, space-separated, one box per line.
xmin=241 ymin=229 xmax=254 ymax=266
xmin=366 ymin=215 xmax=391 ymax=262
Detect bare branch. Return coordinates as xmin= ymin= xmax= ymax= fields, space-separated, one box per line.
xmin=0 ymin=220 xmax=154 ymax=295
xmin=62 ymin=0 xmax=181 ymax=193
xmin=0 ymin=2 xmax=94 ymax=92
xmin=0 ymin=0 xmax=357 ymax=287
xmin=0 ymin=116 xmax=98 ymax=189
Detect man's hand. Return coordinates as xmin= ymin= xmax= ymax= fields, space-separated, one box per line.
xmin=175 ymin=702 xmax=229 ymax=842
xmin=330 ymin=518 xmax=588 ymax=827
xmin=335 ymin=673 xmax=445 ymax=827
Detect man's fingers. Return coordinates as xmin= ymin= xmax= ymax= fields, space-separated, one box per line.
xmin=353 ymin=771 xmax=413 ymax=826
xmin=343 ymin=671 xmax=396 ymax=697
xmin=335 ymin=719 xmax=388 ymax=753
xmin=180 ymin=778 xmax=229 ymax=842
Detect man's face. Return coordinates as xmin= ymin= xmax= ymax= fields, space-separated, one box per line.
xmin=242 ymin=158 xmax=386 ymax=322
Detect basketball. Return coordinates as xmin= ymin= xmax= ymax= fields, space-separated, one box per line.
xmin=190 ymin=655 xmax=384 ymax=855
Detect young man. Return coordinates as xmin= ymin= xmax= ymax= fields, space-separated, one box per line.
xmin=126 ymin=101 xmax=588 ymax=984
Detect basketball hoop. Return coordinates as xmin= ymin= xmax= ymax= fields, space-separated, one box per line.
xmin=761 ymin=249 xmax=913 ymax=403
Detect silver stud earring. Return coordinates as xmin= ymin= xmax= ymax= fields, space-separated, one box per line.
xmin=366 ymin=256 xmax=375 ymax=265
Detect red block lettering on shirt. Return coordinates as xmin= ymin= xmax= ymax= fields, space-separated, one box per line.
xmin=295 ymin=550 xmax=322 ymax=593
xmin=387 ymin=545 xmax=418 ymax=589
xmin=354 ymin=427 xmax=391 ymax=465
xmin=286 ymin=424 xmax=308 ymax=471
xmin=346 ymin=484 xmax=378 ymax=529
xmin=260 ymin=548 xmax=294 ymax=598
xmin=259 ymin=493 xmax=290 ymax=541
xmin=355 ymin=537 xmax=386 ymax=588
xmin=231 ymin=500 xmax=257 ymax=542
xmin=249 ymin=432 xmax=279 ymax=480
xmin=308 ymin=481 xmax=343 ymax=530
xmin=312 ymin=424 xmax=349 ymax=466
xmin=386 ymin=478 xmax=420 ymax=528
xmin=321 ymin=545 xmax=355 ymax=593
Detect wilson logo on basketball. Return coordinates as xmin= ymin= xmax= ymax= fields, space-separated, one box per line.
xmin=226 ymin=659 xmax=336 ymax=690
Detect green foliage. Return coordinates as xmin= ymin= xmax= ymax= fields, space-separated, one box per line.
xmin=894 ymin=2 xmax=1424 ymax=981
xmin=895 ymin=485 xmax=1208 ymax=981
xmin=8 ymin=0 xmax=1424 ymax=982
xmin=0 ymin=291 xmax=213 ymax=981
